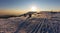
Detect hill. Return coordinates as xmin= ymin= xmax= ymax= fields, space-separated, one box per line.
xmin=0 ymin=11 xmax=60 ymax=33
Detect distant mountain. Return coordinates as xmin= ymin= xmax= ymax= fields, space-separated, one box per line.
xmin=0 ymin=15 xmax=17 ymax=19
xmin=0 ymin=11 xmax=60 ymax=19
xmin=0 ymin=11 xmax=36 ymax=19
xmin=19 ymin=11 xmax=36 ymax=17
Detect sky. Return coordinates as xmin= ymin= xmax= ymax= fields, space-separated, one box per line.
xmin=0 ymin=0 xmax=60 ymax=15
xmin=0 ymin=0 xmax=60 ymax=11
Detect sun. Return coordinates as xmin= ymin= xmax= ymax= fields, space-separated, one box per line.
xmin=30 ymin=6 xmax=37 ymax=12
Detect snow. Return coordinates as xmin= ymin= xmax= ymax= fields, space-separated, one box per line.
xmin=0 ymin=12 xmax=60 ymax=33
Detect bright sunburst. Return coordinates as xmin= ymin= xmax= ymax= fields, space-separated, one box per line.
xmin=30 ymin=6 xmax=37 ymax=12
xmin=31 ymin=6 xmax=37 ymax=11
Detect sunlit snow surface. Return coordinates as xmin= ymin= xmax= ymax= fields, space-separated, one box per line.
xmin=0 ymin=12 xmax=60 ymax=33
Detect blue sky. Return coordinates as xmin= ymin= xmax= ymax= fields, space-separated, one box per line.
xmin=0 ymin=0 xmax=60 ymax=11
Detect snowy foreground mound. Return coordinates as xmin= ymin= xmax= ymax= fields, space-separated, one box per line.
xmin=0 ymin=12 xmax=60 ymax=33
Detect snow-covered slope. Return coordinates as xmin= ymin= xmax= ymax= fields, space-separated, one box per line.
xmin=0 ymin=12 xmax=60 ymax=33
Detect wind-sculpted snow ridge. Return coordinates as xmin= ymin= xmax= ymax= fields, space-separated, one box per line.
xmin=0 ymin=12 xmax=60 ymax=33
